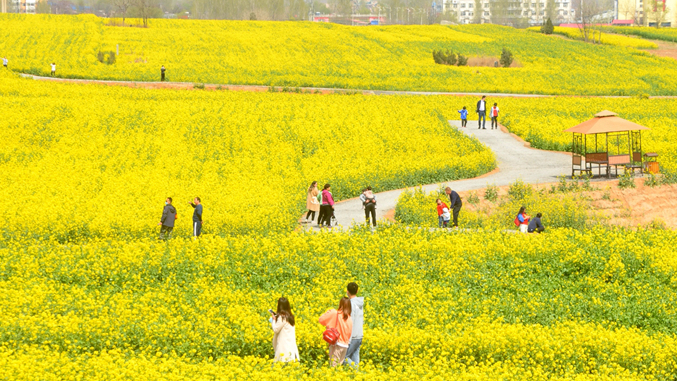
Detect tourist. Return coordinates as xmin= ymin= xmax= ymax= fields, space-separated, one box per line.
xmin=161 ymin=65 xmax=166 ymax=81
xmin=305 ymin=181 xmax=320 ymax=223
xmin=50 ymin=62 xmax=56 ymax=77
xmin=458 ymin=106 xmax=468 ymax=128
xmin=2 ymin=57 xmax=7 ymax=69
xmin=319 ymin=297 xmax=353 ymax=367
xmin=476 ymin=95 xmax=487 ymax=129
xmin=319 ymin=184 xmax=334 ymax=228
xmin=436 ymin=198 xmax=449 ymax=228
xmin=360 ymin=186 xmax=377 ymax=227
xmin=515 ymin=206 xmax=530 ymax=233
xmin=345 ymin=282 xmax=364 ymax=369
xmin=189 ymin=197 xmax=203 ymax=237
xmin=445 ymin=187 xmax=463 ymax=228
xmin=158 ymin=197 xmax=177 ymax=240
xmin=490 ymin=102 xmax=499 ymax=130
xmin=270 ymin=297 xmax=300 ymax=362
xmin=528 ymin=212 xmax=545 ymax=233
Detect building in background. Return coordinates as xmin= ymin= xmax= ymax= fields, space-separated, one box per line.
xmin=438 ymin=0 xmax=574 ymax=25
xmin=617 ymin=0 xmax=676 ymax=26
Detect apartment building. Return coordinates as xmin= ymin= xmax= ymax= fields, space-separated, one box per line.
xmin=438 ymin=0 xmax=574 ymax=25
xmin=7 ymin=0 xmax=36 ymax=13
xmin=617 ymin=0 xmax=676 ymax=27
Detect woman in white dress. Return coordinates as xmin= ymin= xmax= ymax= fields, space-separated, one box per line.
xmin=270 ymin=297 xmax=300 ymax=362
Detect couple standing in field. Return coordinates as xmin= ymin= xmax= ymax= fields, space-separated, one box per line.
xmin=158 ymin=197 xmax=203 ymax=239
xmin=269 ymin=282 xmax=365 ymax=369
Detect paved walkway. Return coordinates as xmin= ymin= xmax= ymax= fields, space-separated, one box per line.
xmin=17 ymin=73 xmax=649 ymax=98
xmin=307 ymin=120 xmax=572 ymax=231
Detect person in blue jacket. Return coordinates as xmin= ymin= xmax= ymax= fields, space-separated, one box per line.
xmin=458 ymin=106 xmax=468 ymax=128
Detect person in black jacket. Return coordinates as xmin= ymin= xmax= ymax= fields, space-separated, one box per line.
xmin=528 ymin=213 xmax=545 ymax=233
xmin=158 ymin=197 xmax=177 ymax=240
xmin=445 ymin=187 xmax=462 ymax=228
xmin=189 ymin=197 xmax=203 ymax=237
xmin=476 ymin=95 xmax=487 ymax=130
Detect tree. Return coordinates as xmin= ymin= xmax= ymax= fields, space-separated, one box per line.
xmin=133 ymin=0 xmax=160 ymax=27
xmin=499 ymin=47 xmax=513 ymax=67
xmin=647 ymin=0 xmax=669 ymax=27
xmin=541 ymin=17 xmax=554 ymax=34
xmin=544 ymin=0 xmax=556 ymax=21
xmin=577 ymin=0 xmax=605 ymax=43
xmin=112 ymin=0 xmax=132 ymax=25
xmin=473 ymin=0 xmax=482 ymax=23
xmin=36 ymin=0 xmax=52 ymax=13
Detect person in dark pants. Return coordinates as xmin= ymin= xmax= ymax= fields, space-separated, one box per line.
xmin=528 ymin=213 xmax=545 ymax=233
xmin=476 ymin=95 xmax=487 ymax=129
xmin=319 ymin=184 xmax=335 ymax=228
xmin=161 ymin=65 xmax=166 ymax=81
xmin=189 ymin=197 xmax=203 ymax=237
xmin=490 ymin=103 xmax=499 ymax=130
xmin=158 ymin=197 xmax=177 ymax=240
xmin=445 ymin=187 xmax=462 ymax=228
xmin=360 ymin=186 xmax=377 ymax=227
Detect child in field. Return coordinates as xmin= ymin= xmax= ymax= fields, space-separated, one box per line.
xmin=490 ymin=103 xmax=499 ymax=130
xmin=50 ymin=62 xmax=56 ymax=77
xmin=442 ymin=207 xmax=451 ymax=228
xmin=458 ymin=106 xmax=468 ymax=128
xmin=436 ymin=199 xmax=449 ymax=228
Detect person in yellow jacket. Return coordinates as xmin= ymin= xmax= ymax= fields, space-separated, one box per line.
xmin=319 ymin=297 xmax=353 ymax=367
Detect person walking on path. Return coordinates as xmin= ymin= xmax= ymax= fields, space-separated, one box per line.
xmin=50 ymin=62 xmax=56 ymax=77
xmin=319 ymin=297 xmax=353 ymax=367
xmin=528 ymin=212 xmax=545 ymax=233
xmin=189 ymin=197 xmax=203 ymax=237
xmin=269 ymin=297 xmax=300 ymax=363
xmin=436 ymin=198 xmax=449 ymax=228
xmin=458 ymin=106 xmax=468 ymax=128
xmin=345 ymin=282 xmax=364 ymax=369
xmin=2 ymin=57 xmax=7 ymax=69
xmin=445 ymin=187 xmax=462 ymax=228
xmin=158 ymin=197 xmax=177 ymax=240
xmin=305 ymin=181 xmax=320 ymax=223
xmin=476 ymin=95 xmax=487 ymax=129
xmin=490 ymin=103 xmax=499 ymax=130
xmin=319 ymin=184 xmax=335 ymax=228
xmin=161 ymin=65 xmax=166 ymax=81
xmin=360 ymin=186 xmax=377 ymax=227
xmin=515 ymin=206 xmax=530 ymax=234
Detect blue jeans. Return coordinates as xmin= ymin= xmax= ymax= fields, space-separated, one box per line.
xmin=345 ymin=338 xmax=362 ymax=368
xmin=478 ymin=111 xmax=486 ymax=128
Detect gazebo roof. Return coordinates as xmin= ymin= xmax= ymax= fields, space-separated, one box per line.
xmin=564 ymin=110 xmax=650 ymax=135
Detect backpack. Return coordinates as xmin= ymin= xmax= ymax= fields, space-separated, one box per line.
xmin=514 ymin=214 xmax=521 ymax=227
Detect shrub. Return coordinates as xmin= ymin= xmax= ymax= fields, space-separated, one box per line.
xmin=97 ymin=51 xmax=104 ymax=63
xmin=484 ymin=184 xmax=498 ymax=202
xmin=249 ymin=12 xmax=257 ymax=20
xmin=508 ymin=179 xmax=532 ymax=201
xmin=500 ymin=48 xmax=514 ymax=68
xmin=193 ymin=83 xmax=205 ymax=89
xmin=457 ymin=54 xmax=468 ymax=66
xmin=645 ymin=173 xmax=660 ymax=187
xmin=618 ymin=170 xmax=636 ymax=189
xmin=107 ymin=51 xmax=116 ymax=65
xmin=467 ymin=191 xmax=480 ymax=205
xmin=541 ymin=18 xmax=554 ymax=35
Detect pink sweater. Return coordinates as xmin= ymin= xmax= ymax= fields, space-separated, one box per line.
xmin=321 ymin=190 xmax=335 ymax=206
xmin=318 ymin=309 xmax=352 ymax=347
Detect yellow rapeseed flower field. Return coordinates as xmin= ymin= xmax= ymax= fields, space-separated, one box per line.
xmin=2 ymin=14 xmax=677 ymax=95
xmin=527 ymin=26 xmax=659 ymax=49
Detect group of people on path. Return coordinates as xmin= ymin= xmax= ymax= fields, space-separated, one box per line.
xmin=158 ymin=197 xmax=204 ymax=239
xmin=269 ymin=282 xmax=364 ymax=368
xmin=305 ymin=182 xmax=378 ymax=228
xmin=458 ymin=95 xmax=500 ymax=130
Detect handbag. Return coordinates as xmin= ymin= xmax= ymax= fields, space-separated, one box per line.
xmin=322 ymin=311 xmax=340 ymax=345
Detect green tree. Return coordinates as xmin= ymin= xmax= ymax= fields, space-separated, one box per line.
xmin=541 ymin=17 xmax=554 ymax=34
xmin=499 ymin=47 xmax=513 ymax=67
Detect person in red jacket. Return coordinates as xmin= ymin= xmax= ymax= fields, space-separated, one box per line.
xmin=516 ymin=206 xmax=530 ymax=233
xmin=436 ymin=198 xmax=449 ymax=228
xmin=490 ymin=103 xmax=499 ymax=130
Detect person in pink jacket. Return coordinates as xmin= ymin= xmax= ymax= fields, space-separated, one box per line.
xmin=319 ymin=297 xmax=353 ymax=367
xmin=319 ymin=183 xmax=335 ymax=228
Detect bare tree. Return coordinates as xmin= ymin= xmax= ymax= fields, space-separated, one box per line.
xmin=577 ymin=0 xmax=605 ymax=43
xmin=619 ymin=0 xmax=642 ymax=25
xmin=647 ymin=0 xmax=669 ymax=27
xmin=135 ymin=0 xmax=159 ymax=27
xmin=113 ymin=0 xmax=133 ymax=25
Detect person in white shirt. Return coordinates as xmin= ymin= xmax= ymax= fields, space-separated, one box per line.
xmin=490 ymin=103 xmax=499 ymax=130
xmin=2 ymin=57 xmax=7 ymax=69
xmin=476 ymin=95 xmax=487 ymax=129
xmin=50 ymin=62 xmax=56 ymax=76
xmin=269 ymin=297 xmax=300 ymax=362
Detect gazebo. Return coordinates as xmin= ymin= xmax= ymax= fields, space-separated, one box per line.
xmin=564 ymin=110 xmax=650 ymax=178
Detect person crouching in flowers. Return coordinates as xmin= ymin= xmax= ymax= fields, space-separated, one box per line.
xmin=515 ymin=206 xmax=530 ymax=234
xmin=319 ymin=297 xmax=352 ymax=367
xmin=270 ymin=297 xmax=300 ymax=362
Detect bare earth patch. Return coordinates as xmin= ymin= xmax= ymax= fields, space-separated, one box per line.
xmin=458 ymin=178 xmax=677 ymax=229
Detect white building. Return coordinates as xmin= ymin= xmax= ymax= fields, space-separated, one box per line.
xmin=438 ymin=0 xmax=574 ymax=25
